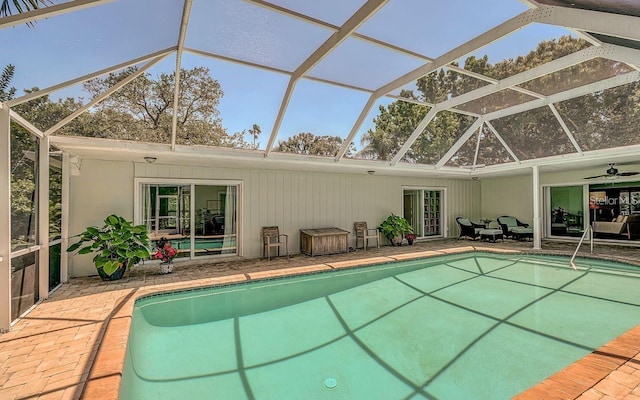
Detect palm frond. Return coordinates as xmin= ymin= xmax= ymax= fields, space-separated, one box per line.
xmin=0 ymin=0 xmax=51 ymax=18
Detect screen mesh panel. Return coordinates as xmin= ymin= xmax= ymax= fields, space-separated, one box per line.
xmin=418 ymin=67 xmax=492 ymax=104
xmin=459 ymin=24 xmax=590 ymax=80
xmin=3 ymin=0 xmax=640 ymax=173
xmin=489 ymin=106 xmax=576 ymax=160
xmin=347 ymin=97 xmax=396 ymax=161
xmin=353 ymin=100 xmax=431 ymax=162
xmin=273 ymin=79 xmax=371 ymax=157
xmin=356 ymin=0 xmax=528 ymax=58
xmin=183 ymin=53 xmax=290 ymax=151
xmin=517 ymin=58 xmax=635 ymax=96
xmin=475 ymin=126 xmax=515 ymax=166
xmin=307 ymin=37 xmax=426 ymax=91
xmin=402 ymin=111 xmax=477 ymax=165
xmin=5 ymin=0 xmax=181 ymax=91
xmin=261 ymin=0 xmax=366 ymax=26
xmin=554 ymin=81 xmax=640 ymax=151
xmin=186 ymin=0 xmax=334 ymax=72
xmin=454 ymin=89 xmax=537 ymax=115
xmin=445 ymin=131 xmax=479 ymax=167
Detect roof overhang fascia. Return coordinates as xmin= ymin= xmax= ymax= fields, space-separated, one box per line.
xmin=535 ymin=5 xmax=640 ymax=42
xmin=47 ymin=134 xmax=640 ymax=181
xmin=48 ymin=135 xmax=475 ymax=178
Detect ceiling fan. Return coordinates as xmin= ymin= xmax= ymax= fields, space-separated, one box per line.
xmin=583 ymin=163 xmax=640 ymax=180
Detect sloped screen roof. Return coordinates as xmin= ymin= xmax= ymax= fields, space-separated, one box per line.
xmin=2 ymin=0 xmax=640 ymax=176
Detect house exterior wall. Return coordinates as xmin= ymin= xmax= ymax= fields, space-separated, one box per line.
xmin=480 ymin=166 xmax=640 ymax=230
xmin=480 ymin=174 xmax=534 ymax=224
xmin=68 ymin=160 xmax=135 ymax=277
xmin=67 ymin=159 xmax=481 ymax=277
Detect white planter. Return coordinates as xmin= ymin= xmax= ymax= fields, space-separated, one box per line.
xmin=159 ymin=263 xmax=174 ymax=274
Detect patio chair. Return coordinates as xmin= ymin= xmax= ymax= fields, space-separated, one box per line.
xmin=354 ymin=221 xmax=380 ymax=250
xmin=455 ymin=217 xmax=485 ymax=240
xmin=262 ymin=226 xmax=288 ymax=261
xmin=497 ymin=216 xmax=533 ymax=240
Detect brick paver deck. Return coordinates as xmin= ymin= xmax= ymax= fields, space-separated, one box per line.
xmin=1 ymin=239 xmax=640 ymax=399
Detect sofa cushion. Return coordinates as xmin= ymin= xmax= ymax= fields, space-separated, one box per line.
xmin=457 ymin=218 xmax=471 ymax=226
xmin=593 ymin=221 xmax=625 ymax=234
xmin=511 ymin=226 xmax=533 ymax=234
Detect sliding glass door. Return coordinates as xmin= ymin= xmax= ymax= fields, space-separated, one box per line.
xmin=194 ymin=185 xmax=237 ymax=257
xmin=547 ymin=185 xmax=585 ymax=237
xmin=138 ymin=180 xmax=240 ymax=260
xmin=403 ymin=188 xmax=445 ymax=238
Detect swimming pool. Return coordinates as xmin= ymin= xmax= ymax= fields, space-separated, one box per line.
xmin=119 ymin=252 xmax=640 ymax=399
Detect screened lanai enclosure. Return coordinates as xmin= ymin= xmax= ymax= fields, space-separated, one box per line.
xmin=1 ymin=0 xmax=640 ymax=329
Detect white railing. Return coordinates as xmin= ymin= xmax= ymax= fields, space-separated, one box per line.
xmin=569 ymin=224 xmax=593 ymax=270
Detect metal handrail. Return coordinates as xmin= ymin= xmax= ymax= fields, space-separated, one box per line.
xmin=569 ymin=224 xmax=593 ymax=270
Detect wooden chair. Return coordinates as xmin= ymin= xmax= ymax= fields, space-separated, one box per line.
xmin=354 ymin=221 xmax=379 ymax=250
xmin=262 ymin=226 xmax=288 ymax=260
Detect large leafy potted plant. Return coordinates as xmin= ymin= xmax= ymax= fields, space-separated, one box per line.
xmin=67 ymin=214 xmax=151 ymax=281
xmin=379 ymin=213 xmax=414 ymax=246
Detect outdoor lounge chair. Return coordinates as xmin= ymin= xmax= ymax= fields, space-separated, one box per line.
xmin=354 ymin=221 xmax=380 ymax=250
xmin=455 ymin=217 xmax=485 ymax=240
xmin=497 ymin=216 xmax=533 ymax=240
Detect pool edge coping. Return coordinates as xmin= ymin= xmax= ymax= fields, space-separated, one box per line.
xmin=79 ymin=246 xmax=640 ymax=399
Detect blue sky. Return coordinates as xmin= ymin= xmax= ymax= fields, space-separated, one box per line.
xmin=2 ymin=0 xmax=577 ymax=150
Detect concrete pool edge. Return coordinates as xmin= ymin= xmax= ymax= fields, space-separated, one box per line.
xmin=79 ymin=246 xmax=640 ymax=399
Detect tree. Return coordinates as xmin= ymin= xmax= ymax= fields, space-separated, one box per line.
xmin=0 ymin=64 xmax=16 ymax=101
xmin=362 ymin=35 xmax=639 ymax=165
xmin=82 ymin=66 xmax=252 ymax=148
xmin=277 ymin=132 xmax=354 ymax=156
xmin=248 ymin=123 xmax=261 ymax=149
xmin=1 ymin=65 xmax=40 ymax=248
xmin=358 ymin=90 xmax=430 ymax=161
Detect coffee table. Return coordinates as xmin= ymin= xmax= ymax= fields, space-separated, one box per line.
xmin=479 ymin=229 xmax=503 ymax=243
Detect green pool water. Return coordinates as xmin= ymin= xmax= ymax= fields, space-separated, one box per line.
xmin=119 ymin=253 xmax=640 ymax=399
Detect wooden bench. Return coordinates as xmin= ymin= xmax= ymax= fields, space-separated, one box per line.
xmin=299 ymin=228 xmax=349 ymax=256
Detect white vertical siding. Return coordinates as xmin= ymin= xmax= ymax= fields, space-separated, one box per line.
xmin=67 ymin=160 xmax=481 ymax=276
xmin=481 ymin=174 xmax=534 ymax=223
xmin=68 ymin=160 xmax=135 ymax=277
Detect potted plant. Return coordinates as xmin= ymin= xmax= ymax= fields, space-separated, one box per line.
xmin=405 ymin=233 xmax=416 ymax=245
xmin=379 ymin=213 xmax=414 ymax=246
xmin=152 ymin=237 xmax=177 ymax=274
xmin=67 ymin=214 xmax=151 ymax=281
